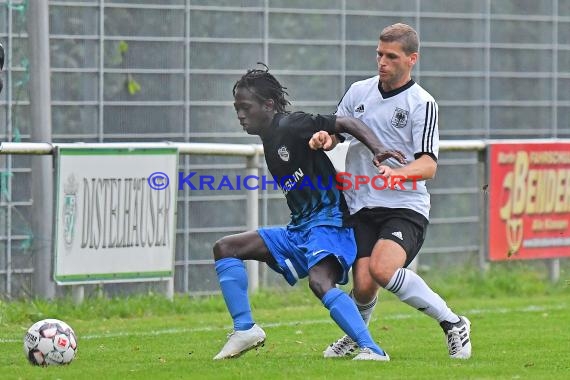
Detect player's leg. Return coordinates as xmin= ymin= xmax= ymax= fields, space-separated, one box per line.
xmin=369 ymin=217 xmax=471 ymax=359
xmin=347 ymin=212 xmax=382 ymax=324
xmin=307 ymin=226 xmax=389 ymax=361
xmin=212 ymin=231 xmax=273 ymax=359
xmin=323 ymin=212 xmax=380 ymax=358
xmin=352 ymin=257 xmax=381 ymax=325
xmin=213 ymin=226 xmax=320 ymax=359
xmin=323 ymin=258 xmax=380 ymax=358
xmin=310 ymin=257 xmax=388 ymax=361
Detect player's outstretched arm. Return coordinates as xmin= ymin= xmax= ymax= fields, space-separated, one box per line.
xmin=334 ymin=116 xmax=406 ymax=167
xmin=377 ymin=154 xmax=437 ymax=185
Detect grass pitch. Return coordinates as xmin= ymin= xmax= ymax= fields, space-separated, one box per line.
xmin=1 ymin=265 xmax=569 ymax=379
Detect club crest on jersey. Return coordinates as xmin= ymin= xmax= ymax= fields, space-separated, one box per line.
xmin=277 ymin=145 xmax=290 ymax=162
xmin=391 ymin=107 xmax=409 ymax=128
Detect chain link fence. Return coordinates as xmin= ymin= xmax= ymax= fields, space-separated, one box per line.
xmin=1 ymin=0 xmax=569 ymax=297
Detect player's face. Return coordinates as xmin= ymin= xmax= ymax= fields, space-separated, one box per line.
xmin=233 ymin=87 xmax=273 ymax=135
xmin=376 ymin=40 xmax=417 ymax=92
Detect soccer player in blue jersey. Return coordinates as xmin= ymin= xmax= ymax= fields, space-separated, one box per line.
xmin=310 ymin=23 xmax=472 ymax=360
xmin=212 ymin=64 xmax=405 ymax=361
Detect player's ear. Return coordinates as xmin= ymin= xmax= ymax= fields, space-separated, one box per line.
xmin=263 ymin=99 xmax=274 ymax=112
xmin=408 ymin=51 xmax=418 ymax=66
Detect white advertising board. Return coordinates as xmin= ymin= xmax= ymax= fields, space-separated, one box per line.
xmin=54 ymin=147 xmax=178 ymax=284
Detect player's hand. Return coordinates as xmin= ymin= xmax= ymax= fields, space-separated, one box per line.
xmin=377 ymin=165 xmax=407 ymax=185
xmin=309 ymin=131 xmax=334 ymax=151
xmin=372 ymin=149 xmax=406 ymax=168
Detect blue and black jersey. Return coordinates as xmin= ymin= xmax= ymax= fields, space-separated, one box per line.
xmin=260 ymin=112 xmax=348 ymax=229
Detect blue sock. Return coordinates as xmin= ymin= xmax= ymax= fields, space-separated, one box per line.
xmin=215 ymin=258 xmax=254 ymax=331
xmin=322 ymin=288 xmax=385 ymax=355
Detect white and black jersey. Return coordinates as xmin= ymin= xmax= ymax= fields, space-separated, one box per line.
xmin=337 ymin=76 xmax=439 ymax=219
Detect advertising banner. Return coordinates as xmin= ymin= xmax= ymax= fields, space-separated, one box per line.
xmin=488 ymin=142 xmax=570 ymax=261
xmin=54 ymin=147 xmax=178 ymax=284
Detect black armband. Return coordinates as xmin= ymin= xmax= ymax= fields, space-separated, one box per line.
xmin=414 ymin=152 xmax=438 ymax=162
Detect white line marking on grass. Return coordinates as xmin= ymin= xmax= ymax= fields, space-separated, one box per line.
xmin=1 ymin=303 xmax=566 ymax=343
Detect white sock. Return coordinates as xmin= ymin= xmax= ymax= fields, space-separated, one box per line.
xmin=386 ymin=268 xmax=460 ymax=323
xmin=350 ymin=290 xmax=377 ymax=326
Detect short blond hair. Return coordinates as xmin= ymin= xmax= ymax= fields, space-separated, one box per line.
xmin=379 ymin=23 xmax=419 ymax=55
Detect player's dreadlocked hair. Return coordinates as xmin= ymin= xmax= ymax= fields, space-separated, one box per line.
xmin=233 ymin=63 xmax=290 ymax=113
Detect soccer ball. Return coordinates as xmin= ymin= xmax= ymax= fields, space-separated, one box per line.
xmin=23 ymin=318 xmax=78 ymax=366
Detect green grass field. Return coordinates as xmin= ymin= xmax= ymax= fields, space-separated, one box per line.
xmin=1 ymin=265 xmax=569 ymax=379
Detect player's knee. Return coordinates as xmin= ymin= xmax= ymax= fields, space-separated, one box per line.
xmin=351 ymin=268 xmax=379 ymax=302
xmin=308 ymin=277 xmax=334 ymax=300
xmin=368 ymin=265 xmax=393 ymax=288
xmin=213 ymin=237 xmax=232 ymax=260
xmin=352 ymin=285 xmax=378 ymax=304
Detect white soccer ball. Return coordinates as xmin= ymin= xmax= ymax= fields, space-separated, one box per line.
xmin=23 ymin=318 xmax=78 ymax=366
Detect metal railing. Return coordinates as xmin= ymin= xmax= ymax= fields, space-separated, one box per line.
xmin=0 ymin=140 xmax=492 ymax=299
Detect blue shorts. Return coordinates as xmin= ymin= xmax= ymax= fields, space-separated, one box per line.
xmin=258 ymin=225 xmax=357 ymax=286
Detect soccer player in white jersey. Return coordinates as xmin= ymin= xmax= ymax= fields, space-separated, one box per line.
xmin=309 ymin=23 xmax=472 ymax=360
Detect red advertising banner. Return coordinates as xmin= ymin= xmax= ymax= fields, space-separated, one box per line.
xmin=488 ymin=142 xmax=570 ymax=261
